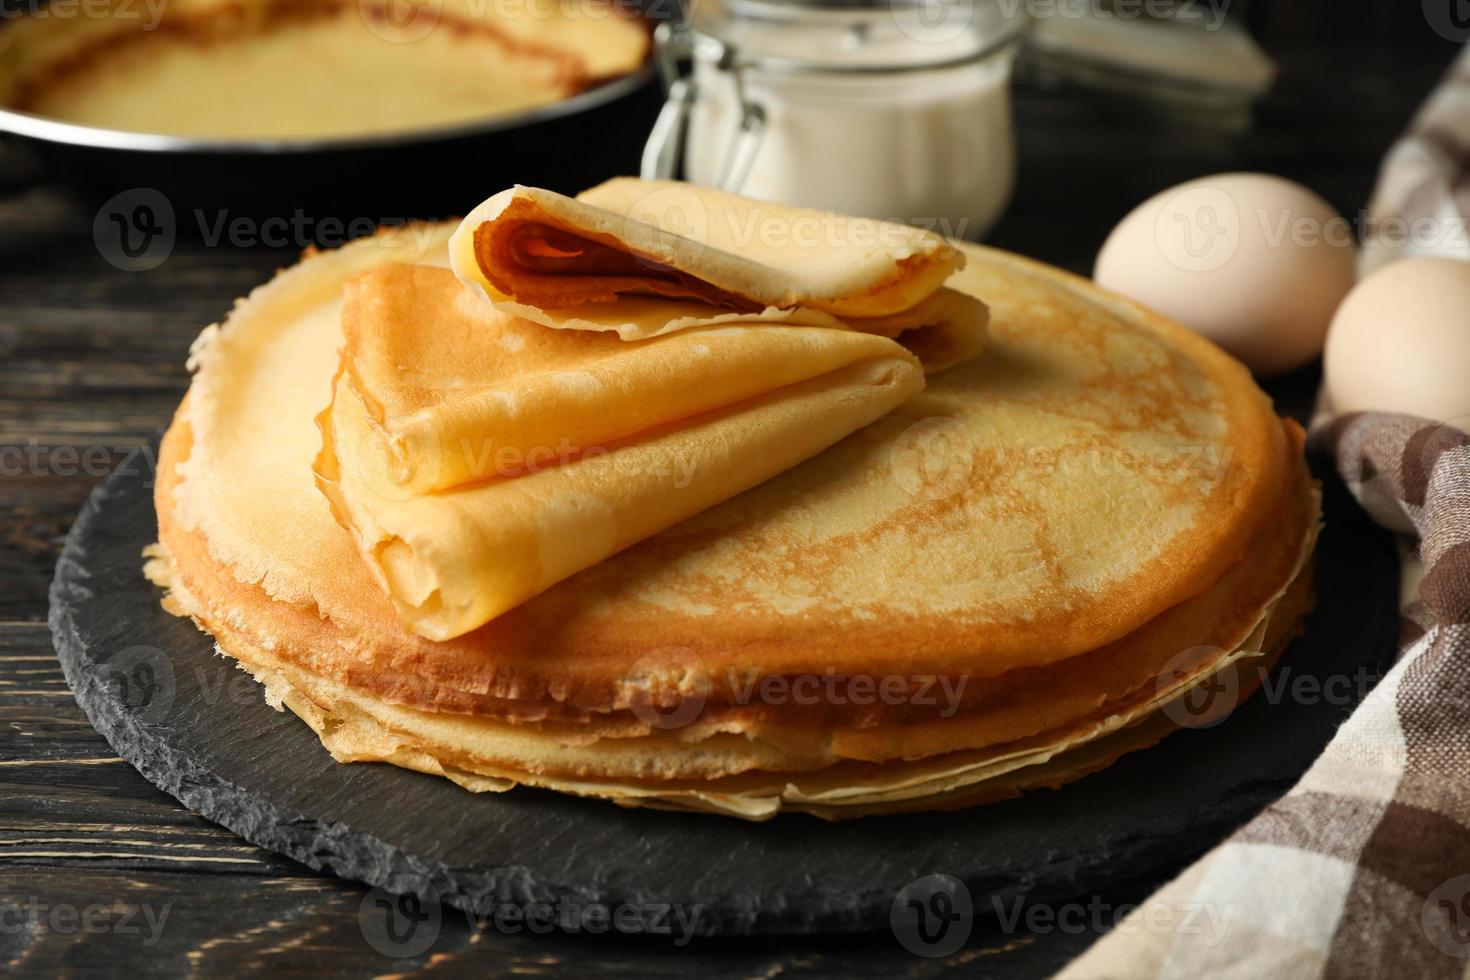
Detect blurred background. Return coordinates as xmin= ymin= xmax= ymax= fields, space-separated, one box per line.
xmin=0 ymin=0 xmax=1459 ymax=264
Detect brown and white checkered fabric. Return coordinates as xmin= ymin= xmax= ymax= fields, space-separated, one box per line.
xmin=1360 ymin=47 xmax=1470 ymax=278
xmin=1061 ymin=412 xmax=1470 ymax=978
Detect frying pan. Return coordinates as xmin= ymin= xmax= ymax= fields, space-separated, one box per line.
xmin=0 ymin=1 xmax=663 ymax=225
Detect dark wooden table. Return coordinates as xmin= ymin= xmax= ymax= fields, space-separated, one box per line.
xmin=1 ymin=13 xmax=1459 ymax=977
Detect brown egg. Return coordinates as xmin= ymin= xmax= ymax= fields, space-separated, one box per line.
xmin=1095 ymin=173 xmax=1357 ymax=376
xmin=1325 ymin=256 xmax=1470 ymax=428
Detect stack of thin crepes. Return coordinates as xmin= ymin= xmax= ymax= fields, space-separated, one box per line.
xmin=149 ymin=179 xmax=1320 ymax=820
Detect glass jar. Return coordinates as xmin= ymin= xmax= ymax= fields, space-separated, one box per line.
xmin=643 ymin=0 xmax=1027 ymax=240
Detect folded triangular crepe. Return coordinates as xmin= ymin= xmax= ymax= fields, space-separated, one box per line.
xmin=449 ymin=178 xmax=988 ymax=371
xmin=314 ymin=263 xmax=925 ymax=641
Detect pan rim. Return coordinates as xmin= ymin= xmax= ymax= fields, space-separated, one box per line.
xmin=0 ymin=64 xmax=654 ymax=155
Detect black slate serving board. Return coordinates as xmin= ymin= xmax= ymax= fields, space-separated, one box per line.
xmin=49 ymin=444 xmax=1399 ymax=937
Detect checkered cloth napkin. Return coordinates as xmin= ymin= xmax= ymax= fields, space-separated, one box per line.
xmin=1060 ymin=414 xmax=1470 ymax=978
xmin=1061 ymin=51 xmax=1470 ymax=980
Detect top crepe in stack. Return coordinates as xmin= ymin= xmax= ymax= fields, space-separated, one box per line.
xmin=149 ymin=183 xmax=1319 ymax=820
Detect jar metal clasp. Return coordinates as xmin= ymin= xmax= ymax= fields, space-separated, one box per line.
xmin=641 ymin=22 xmax=766 ymax=192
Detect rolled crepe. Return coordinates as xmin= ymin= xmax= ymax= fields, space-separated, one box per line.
xmin=315 ymin=263 xmax=925 ymax=641
xmin=448 ymin=178 xmax=988 ymax=369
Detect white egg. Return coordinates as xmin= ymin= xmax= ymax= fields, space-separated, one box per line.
xmin=1095 ymin=173 xmax=1358 ymax=376
xmin=1325 ymin=256 xmax=1470 ymax=427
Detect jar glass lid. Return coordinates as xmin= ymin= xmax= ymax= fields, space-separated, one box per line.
xmin=684 ymin=0 xmax=1028 ymax=72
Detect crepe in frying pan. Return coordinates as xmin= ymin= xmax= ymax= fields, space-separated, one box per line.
xmin=314 ymin=262 xmax=924 ymax=640
xmin=2 ymin=0 xmax=649 ymax=140
xmin=149 ymin=217 xmax=1320 ymax=819
xmin=448 ymin=179 xmax=989 ymax=370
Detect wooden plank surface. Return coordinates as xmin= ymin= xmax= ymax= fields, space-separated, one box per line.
xmin=0 ymin=17 xmax=1458 ymax=977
